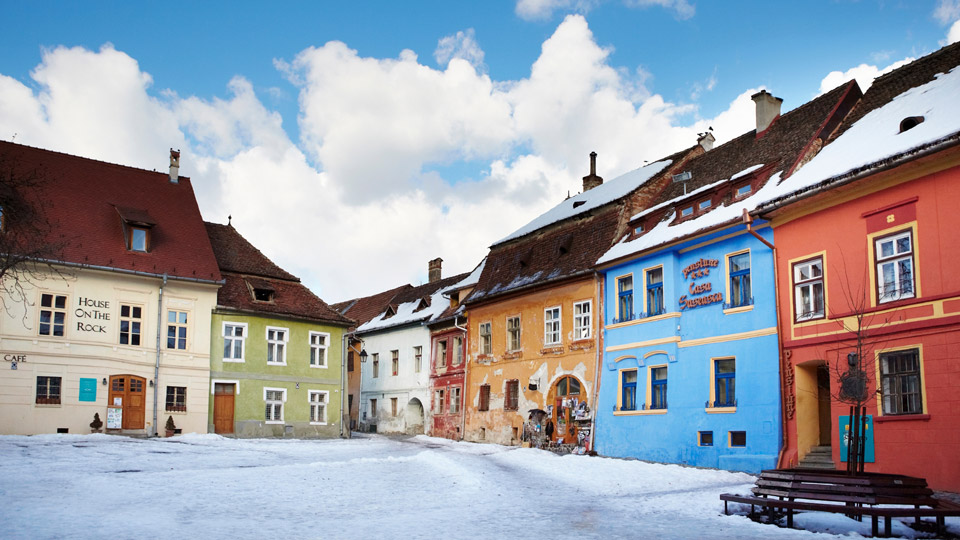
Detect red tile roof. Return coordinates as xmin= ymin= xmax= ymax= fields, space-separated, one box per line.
xmin=0 ymin=141 xmax=221 ymax=282
xmin=205 ymin=222 xmax=352 ymax=326
xmin=332 ymin=284 xmax=413 ymax=331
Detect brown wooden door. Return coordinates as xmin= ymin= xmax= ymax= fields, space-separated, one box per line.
xmin=109 ymin=375 xmax=146 ymax=430
xmin=213 ymin=383 xmax=235 ymax=434
xmin=551 ymin=376 xmax=583 ymax=444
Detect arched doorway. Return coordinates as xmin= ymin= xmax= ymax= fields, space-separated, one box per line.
xmin=108 ymin=375 xmax=146 ymax=430
xmin=548 ymin=375 xmax=586 ymax=445
xmin=405 ymin=398 xmax=424 ymax=435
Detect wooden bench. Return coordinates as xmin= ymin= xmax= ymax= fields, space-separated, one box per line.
xmin=720 ymin=468 xmax=960 ymax=537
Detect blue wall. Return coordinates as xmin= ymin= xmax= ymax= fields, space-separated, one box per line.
xmin=595 ymin=223 xmax=781 ymax=473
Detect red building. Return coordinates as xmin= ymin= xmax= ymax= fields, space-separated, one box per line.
xmin=762 ymin=43 xmax=960 ymax=491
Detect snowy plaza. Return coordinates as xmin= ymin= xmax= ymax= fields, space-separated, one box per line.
xmin=1 ymin=433 xmax=956 ymax=539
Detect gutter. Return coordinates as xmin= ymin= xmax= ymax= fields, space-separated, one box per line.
xmin=25 ymin=256 xmax=224 ymax=285
xmin=589 ymin=272 xmax=604 ymax=454
xmin=454 ymin=315 xmax=468 ymax=441
xmin=340 ymin=332 xmax=348 ymax=438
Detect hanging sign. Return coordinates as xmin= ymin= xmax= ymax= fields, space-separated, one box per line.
xmin=678 ymin=258 xmax=723 ymax=310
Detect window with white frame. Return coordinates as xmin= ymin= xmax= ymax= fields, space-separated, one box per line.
xmin=223 ymin=322 xmax=246 ymax=361
xmin=793 ymin=257 xmax=824 ymax=321
xmin=434 ymin=389 xmax=445 ymax=414
xmin=119 ymin=304 xmax=142 ymax=346
xmin=875 ymin=230 xmax=915 ymax=303
xmin=264 ymin=388 xmax=285 ymax=423
xmin=453 ymin=336 xmax=463 ymax=365
xmin=450 ymin=387 xmax=461 ymax=414
xmin=413 ymin=346 xmax=422 ymax=373
xmin=507 ymin=316 xmax=521 ymax=351
xmin=544 ymin=307 xmax=561 ymax=346
xmin=266 ymin=327 xmax=288 ymax=364
xmin=372 ymin=353 xmax=379 ymax=377
xmin=166 ymin=310 xmax=188 ymax=350
xmin=391 ymin=350 xmax=399 ymax=375
xmin=309 ymin=391 xmax=328 ymax=424
xmin=310 ymin=332 xmax=329 ymax=367
xmin=573 ymin=301 xmax=591 ymax=340
xmin=479 ymin=322 xmax=492 ymax=354
xmin=39 ymin=293 xmax=67 ymax=337
xmin=435 ymin=339 xmax=447 ymax=368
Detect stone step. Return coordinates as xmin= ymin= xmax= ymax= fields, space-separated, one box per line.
xmin=797 ymin=461 xmax=837 ymax=470
xmin=809 ymin=445 xmax=832 ymax=453
xmin=802 ymin=454 xmax=835 ymax=463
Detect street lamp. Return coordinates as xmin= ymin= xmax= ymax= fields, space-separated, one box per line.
xmin=360 ymin=349 xmax=368 ymax=362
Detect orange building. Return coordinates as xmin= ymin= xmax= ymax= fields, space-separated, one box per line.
xmin=760 ymin=43 xmax=960 ymax=490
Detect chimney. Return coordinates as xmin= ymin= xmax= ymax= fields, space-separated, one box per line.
xmin=428 ymin=258 xmax=443 ymax=283
xmin=751 ymin=90 xmax=783 ymax=133
xmin=169 ymin=148 xmax=181 ymax=184
xmin=697 ymin=132 xmax=715 ymax=151
xmin=582 ymin=152 xmax=603 ymax=192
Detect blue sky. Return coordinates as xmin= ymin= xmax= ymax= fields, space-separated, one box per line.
xmin=1 ymin=1 xmax=958 ymax=300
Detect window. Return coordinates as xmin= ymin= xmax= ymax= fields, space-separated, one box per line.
xmin=728 ymin=252 xmax=752 ymax=308
xmin=793 ymin=257 xmax=825 ymax=321
xmin=617 ymin=276 xmax=633 ymax=322
xmin=348 ymin=351 xmax=355 ymax=372
xmin=479 ymin=384 xmax=490 ymax=411
xmin=391 ymin=397 xmax=398 ymax=416
xmin=435 ymin=340 xmax=447 ymax=368
xmin=651 ymin=366 xmax=667 ymax=410
xmin=39 ymin=293 xmax=67 ymax=337
xmin=369 ymin=398 xmax=378 ymax=418
xmin=391 ymin=350 xmax=399 ymax=375
xmin=434 ymin=389 xmax=445 ymax=414
xmin=544 ymin=306 xmax=561 ymax=346
xmin=714 ymin=359 xmax=735 ymax=407
xmin=166 ymin=310 xmax=188 ymax=349
xmin=573 ymin=301 xmax=591 ymax=340
xmin=507 ymin=316 xmax=521 ymax=351
xmin=372 ymin=353 xmax=379 ymax=378
xmin=735 ymin=184 xmax=751 ymax=198
xmin=453 ymin=336 xmax=463 ymax=365
xmin=880 ymin=349 xmax=923 ymax=415
xmin=223 ymin=323 xmax=246 ymax=361
xmin=698 ymin=199 xmax=712 ymax=211
xmin=479 ymin=322 xmax=492 ymax=354
xmin=875 ymin=230 xmax=915 ymax=303
xmin=646 ymin=268 xmax=664 ymax=316
xmin=119 ymin=304 xmax=142 ymax=346
xmin=309 ymin=391 xmax=328 ymax=424
xmin=699 ymin=431 xmax=714 ymax=446
xmin=264 ymin=388 xmax=285 ymax=423
xmin=36 ymin=376 xmax=61 ymax=404
xmin=504 ymin=380 xmax=519 ymax=410
xmin=165 ymin=386 xmax=187 ymax=412
xmin=266 ymin=327 xmax=288 ymax=364
xmin=450 ymin=387 xmax=461 ymax=414
xmin=634 ymin=224 xmax=645 ymax=235
xmin=680 ymin=206 xmax=693 ymax=217
xmin=129 ymin=227 xmax=148 ymax=252
xmin=310 ymin=332 xmax=329 ymax=367
xmin=730 ymin=431 xmax=746 ymax=447
xmin=621 ymin=369 xmax=637 ymax=411
xmin=253 ymin=288 xmax=274 ymax=302
xmin=413 ymin=346 xmax=422 ymax=373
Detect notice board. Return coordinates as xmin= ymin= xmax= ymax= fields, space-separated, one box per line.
xmin=78 ymin=378 xmax=97 ymax=402
xmin=107 ymin=407 xmax=123 ymax=429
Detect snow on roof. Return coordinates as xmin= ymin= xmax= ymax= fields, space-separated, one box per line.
xmin=448 ymin=257 xmax=486 ymax=291
xmin=356 ymin=287 xmax=451 ymax=333
xmin=494 ymin=159 xmax=673 ymax=245
xmin=760 ymin=65 xmax=960 ymax=202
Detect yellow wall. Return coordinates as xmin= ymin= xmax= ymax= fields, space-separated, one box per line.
xmin=794 ymin=362 xmax=821 ymax=460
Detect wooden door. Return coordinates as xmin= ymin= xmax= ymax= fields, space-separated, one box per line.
xmin=213 ymin=383 xmax=235 ymax=434
xmin=109 ymin=375 xmax=146 ymax=430
xmin=551 ymin=376 xmax=584 ymax=444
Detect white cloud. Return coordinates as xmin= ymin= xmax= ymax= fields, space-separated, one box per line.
xmin=0 ymin=15 xmax=762 ymax=302
xmin=624 ymin=0 xmax=695 ymax=20
xmin=948 ymin=19 xmax=960 ymax=44
xmin=515 ymin=0 xmax=693 ymax=21
xmin=934 ymin=0 xmax=960 ymax=24
xmin=435 ymin=29 xmax=486 ymax=71
xmin=818 ymin=58 xmax=914 ymax=95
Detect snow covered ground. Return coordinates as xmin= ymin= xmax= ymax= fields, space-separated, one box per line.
xmin=0 ymin=434 xmax=955 ymax=539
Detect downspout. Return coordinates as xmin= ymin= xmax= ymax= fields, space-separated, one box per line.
xmin=340 ymin=332 xmax=348 ymax=438
xmin=153 ymin=273 xmax=167 ymax=437
xmin=589 ymin=272 xmax=604 ymax=454
xmin=454 ymin=315 xmax=467 ymax=441
xmin=742 ymin=210 xmax=789 ymax=468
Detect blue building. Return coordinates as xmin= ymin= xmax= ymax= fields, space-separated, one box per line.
xmin=592 ymin=83 xmax=861 ymax=473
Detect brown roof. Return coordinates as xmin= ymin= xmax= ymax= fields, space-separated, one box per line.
xmin=0 ymin=141 xmax=222 ymax=282
xmin=205 ymin=222 xmax=352 ymax=326
xmin=333 ymin=284 xmax=413 ymax=331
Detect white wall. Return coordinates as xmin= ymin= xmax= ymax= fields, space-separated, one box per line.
xmin=358 ymin=323 xmax=432 ymax=434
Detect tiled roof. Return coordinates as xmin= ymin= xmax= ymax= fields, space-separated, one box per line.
xmin=333 ymin=284 xmax=413 ymax=331
xmin=205 ymin=222 xmax=352 ymax=326
xmin=0 ymin=141 xmax=222 ymax=282
xmin=356 ymin=272 xmax=471 ymax=333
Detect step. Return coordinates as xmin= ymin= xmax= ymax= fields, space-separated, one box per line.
xmin=803 ymin=454 xmax=835 ymax=463
xmin=797 ymin=461 xmax=837 ymax=470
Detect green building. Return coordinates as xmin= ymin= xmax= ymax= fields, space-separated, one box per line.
xmin=205 ymin=222 xmax=354 ymax=438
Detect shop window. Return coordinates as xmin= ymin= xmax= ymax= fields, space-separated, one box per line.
xmin=479 ymin=322 xmax=492 ymax=354
xmin=620 ymin=369 xmax=637 ymax=411
xmin=699 ymin=431 xmax=713 ymax=446
xmin=616 ymin=275 xmax=634 ymax=322
xmin=36 ymin=376 xmax=61 ymax=405
xmin=646 ymin=267 xmax=664 ymax=316
xmin=714 ymin=359 xmax=735 ymax=407
xmin=506 ymin=316 xmax=521 ymax=351
xmin=504 ymin=380 xmax=519 ymax=411
xmin=165 ymin=386 xmax=186 ymax=412
xmin=880 ymin=348 xmax=923 ymax=415
xmin=119 ymin=304 xmax=142 ymax=346
xmin=727 ymin=252 xmax=752 ymax=308
xmin=729 ymin=431 xmax=746 ymax=447
xmin=875 ymin=230 xmax=915 ymax=303
xmin=39 ymin=293 xmax=67 ymax=337
xmin=479 ymin=384 xmax=490 ymax=411
xmin=650 ymin=366 xmax=667 ymax=410
xmin=544 ymin=306 xmax=561 ymax=346
xmin=793 ymin=257 xmax=825 ymax=321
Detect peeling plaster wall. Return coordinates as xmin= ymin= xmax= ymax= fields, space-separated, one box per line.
xmin=358 ymin=324 xmax=431 ymax=434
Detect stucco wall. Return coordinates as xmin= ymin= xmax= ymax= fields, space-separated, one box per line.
xmin=358 ymin=324 xmax=431 ymax=434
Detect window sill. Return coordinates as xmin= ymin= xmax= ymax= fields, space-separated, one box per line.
xmin=309 ymin=421 xmax=328 ymax=426
xmin=309 ymin=364 xmax=328 ymax=369
xmin=266 ymin=362 xmax=287 ymax=367
xmin=165 ymin=409 xmax=188 ymax=415
xmin=222 ymin=358 xmax=245 ymax=363
xmin=705 ymin=407 xmax=736 ymax=414
xmin=34 ymin=403 xmax=62 ymax=408
xmin=723 ymin=305 xmax=754 ymax=315
xmin=606 ymin=312 xmax=680 ymax=330
xmin=540 ymin=345 xmax=563 ymax=355
xmin=265 ymin=420 xmax=284 ymax=425
xmin=503 ymin=351 xmax=523 ymax=360
xmin=874 ymin=413 xmax=930 ymax=423
xmin=613 ymin=409 xmax=667 ymax=416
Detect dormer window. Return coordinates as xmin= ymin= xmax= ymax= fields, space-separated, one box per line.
xmin=254 ymin=288 xmax=274 ymax=302
xmin=698 ymin=199 xmax=712 ymax=211
xmin=899 ymin=116 xmax=924 ymax=133
xmin=680 ymin=206 xmax=694 ymax=218
xmin=735 ymin=184 xmax=752 ymax=198
xmin=634 ymin=224 xmax=644 ymax=235
xmin=115 ymin=206 xmax=155 ymax=253
xmin=245 ymin=278 xmax=276 ymax=303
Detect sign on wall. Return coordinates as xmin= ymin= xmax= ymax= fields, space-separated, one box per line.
xmin=107 ymin=407 xmax=123 ymax=430
xmin=839 ymin=414 xmax=875 ymax=463
xmin=78 ymin=378 xmax=97 ymax=402
xmin=75 ymin=297 xmax=111 ymax=333
xmin=678 ymin=258 xmax=723 ymax=310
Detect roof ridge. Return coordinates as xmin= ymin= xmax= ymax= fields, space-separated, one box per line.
xmin=0 ymin=140 xmax=188 ymax=182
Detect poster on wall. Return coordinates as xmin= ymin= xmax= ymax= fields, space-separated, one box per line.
xmin=78 ymin=378 xmax=97 ymax=402
xmin=107 ymin=407 xmax=122 ymax=429
xmin=838 ymin=414 xmax=875 ymax=462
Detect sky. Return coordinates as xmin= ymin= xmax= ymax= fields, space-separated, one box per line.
xmin=1 ymin=1 xmax=958 ymax=302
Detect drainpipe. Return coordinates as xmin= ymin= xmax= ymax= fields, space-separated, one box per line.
xmin=153 ymin=273 xmax=167 ymax=437
xmin=340 ymin=332 xmax=348 ymax=438
xmin=454 ymin=315 xmax=467 ymax=441
xmin=742 ymin=210 xmax=789 ymax=468
xmin=589 ymin=272 xmax=604 ymax=454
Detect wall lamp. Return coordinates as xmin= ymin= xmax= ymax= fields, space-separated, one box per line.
xmin=102 ymin=377 xmax=107 ymax=386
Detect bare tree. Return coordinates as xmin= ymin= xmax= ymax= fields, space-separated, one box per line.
xmin=0 ymin=156 xmax=70 ymax=318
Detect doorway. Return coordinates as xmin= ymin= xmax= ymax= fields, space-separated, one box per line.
xmin=404 ymin=398 xmax=424 ymax=435
xmin=108 ymin=375 xmax=146 ymax=430
xmin=213 ymin=383 xmax=235 ymax=434
xmin=796 ymin=360 xmax=832 ymax=458
xmin=549 ymin=376 xmax=585 ymax=445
